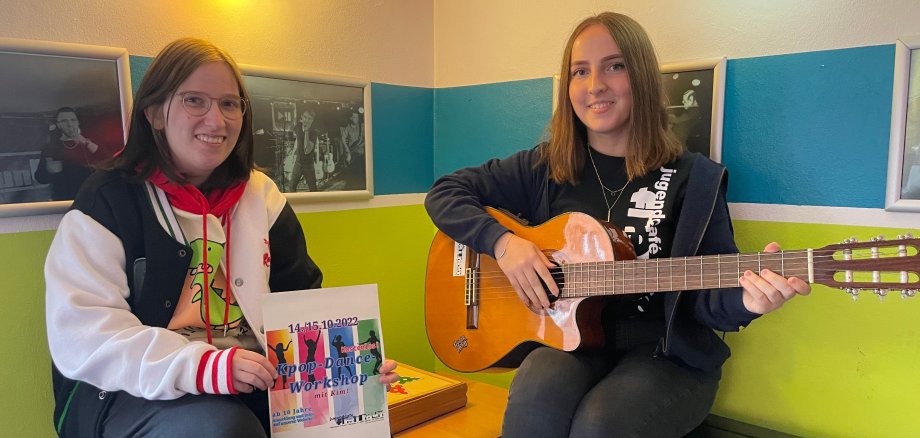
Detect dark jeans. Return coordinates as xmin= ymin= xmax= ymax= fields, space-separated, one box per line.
xmin=99 ymin=390 xmax=269 ymax=437
xmin=289 ymin=151 xmax=317 ymax=192
xmin=502 ymin=320 xmax=720 ymax=438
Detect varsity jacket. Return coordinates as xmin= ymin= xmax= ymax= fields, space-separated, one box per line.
xmin=424 ymin=147 xmax=760 ymax=373
xmin=45 ymin=170 xmax=322 ymax=436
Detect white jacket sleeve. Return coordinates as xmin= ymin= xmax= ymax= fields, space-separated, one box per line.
xmin=45 ymin=209 xmax=215 ymax=400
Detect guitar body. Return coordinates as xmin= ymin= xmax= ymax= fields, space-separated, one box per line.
xmin=314 ymin=154 xmax=325 ymax=181
xmin=425 ymin=208 xmax=636 ymax=372
xmin=325 ymin=151 xmax=335 ymax=174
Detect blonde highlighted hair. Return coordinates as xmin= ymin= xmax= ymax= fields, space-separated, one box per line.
xmin=540 ymin=12 xmax=682 ymax=184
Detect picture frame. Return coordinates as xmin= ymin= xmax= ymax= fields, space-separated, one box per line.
xmin=885 ymin=35 xmax=920 ymax=212
xmin=660 ymin=57 xmax=726 ymax=162
xmin=551 ymin=57 xmax=726 ymax=162
xmin=0 ymin=38 xmax=132 ymax=218
xmin=241 ymin=65 xmax=373 ymax=203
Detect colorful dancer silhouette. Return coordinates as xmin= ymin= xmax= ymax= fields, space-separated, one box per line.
xmin=303 ymin=330 xmax=322 ymax=382
xmin=270 ymin=341 xmax=292 ymax=389
xmin=362 ymin=330 xmax=382 ymax=375
xmin=331 ymin=335 xmax=354 ymax=379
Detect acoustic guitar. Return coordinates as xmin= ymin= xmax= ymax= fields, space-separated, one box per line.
xmin=313 ymin=144 xmax=325 ymax=181
xmin=425 ymin=207 xmax=920 ymax=373
xmin=324 ymin=149 xmax=336 ymax=175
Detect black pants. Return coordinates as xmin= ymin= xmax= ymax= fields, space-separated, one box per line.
xmin=99 ymin=390 xmax=269 ymax=437
xmin=288 ymin=151 xmax=317 ymax=192
xmin=502 ymin=319 xmax=720 ymax=438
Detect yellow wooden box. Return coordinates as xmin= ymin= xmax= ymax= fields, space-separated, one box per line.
xmin=387 ymin=363 xmax=468 ymax=433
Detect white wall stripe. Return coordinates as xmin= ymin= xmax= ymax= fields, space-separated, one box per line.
xmin=289 ymin=193 xmax=427 ymax=214
xmin=729 ymin=203 xmax=920 ymax=230
xmin=0 ymin=213 xmax=64 ymax=234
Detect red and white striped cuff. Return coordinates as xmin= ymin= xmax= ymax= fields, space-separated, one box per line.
xmin=196 ymin=347 xmax=239 ymax=395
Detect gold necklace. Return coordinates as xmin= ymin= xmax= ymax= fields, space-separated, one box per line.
xmin=587 ymin=146 xmax=630 ymax=222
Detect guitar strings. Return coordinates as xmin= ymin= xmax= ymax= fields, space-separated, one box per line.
xmin=468 ymin=249 xmax=912 ymax=284
xmin=471 ymin=271 xmax=920 ymax=300
xmin=461 ymin=248 xmax=919 ymax=299
xmin=471 ymin=271 xmax=918 ymax=296
xmin=469 ymin=262 xmax=915 ymax=289
xmin=470 ymin=262 xmax=920 ymax=301
xmin=468 ymin=247 xmax=915 ymax=280
xmin=470 ymin=272 xmax=920 ymax=301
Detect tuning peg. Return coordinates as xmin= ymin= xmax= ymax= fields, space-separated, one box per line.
xmin=875 ymin=289 xmax=888 ymax=301
xmin=907 ymin=233 xmax=914 ymax=239
xmin=902 ymin=290 xmax=918 ymax=299
xmin=845 ymin=288 xmax=860 ymax=301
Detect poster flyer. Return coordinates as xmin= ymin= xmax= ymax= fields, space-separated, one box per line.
xmin=261 ymin=284 xmax=389 ymax=437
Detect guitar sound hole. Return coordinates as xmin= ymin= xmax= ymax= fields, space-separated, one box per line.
xmin=543 ymin=264 xmax=563 ymax=303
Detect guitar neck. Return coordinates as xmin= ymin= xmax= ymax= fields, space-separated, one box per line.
xmin=558 ymin=250 xmax=813 ymax=297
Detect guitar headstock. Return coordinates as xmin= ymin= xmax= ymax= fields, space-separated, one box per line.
xmin=813 ymin=233 xmax=920 ymax=300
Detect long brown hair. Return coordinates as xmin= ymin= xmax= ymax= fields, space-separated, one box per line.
xmin=540 ymin=12 xmax=682 ymax=184
xmin=108 ymin=38 xmax=255 ymax=189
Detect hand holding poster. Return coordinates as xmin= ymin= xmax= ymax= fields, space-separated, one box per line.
xmin=262 ymin=284 xmax=389 ymax=437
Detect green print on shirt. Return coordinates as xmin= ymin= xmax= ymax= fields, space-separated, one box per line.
xmin=188 ymin=238 xmax=243 ymax=327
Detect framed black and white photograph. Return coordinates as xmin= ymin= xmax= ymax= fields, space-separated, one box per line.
xmin=241 ymin=65 xmax=372 ymax=202
xmin=886 ymin=35 xmax=920 ymax=212
xmin=0 ymin=38 xmax=131 ymax=217
xmin=660 ymin=57 xmax=726 ymax=162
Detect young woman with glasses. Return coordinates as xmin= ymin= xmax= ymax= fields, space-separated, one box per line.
xmin=44 ymin=38 xmax=398 ymax=437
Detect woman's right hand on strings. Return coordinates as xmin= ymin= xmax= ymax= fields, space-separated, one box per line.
xmin=493 ymin=232 xmax=558 ymax=311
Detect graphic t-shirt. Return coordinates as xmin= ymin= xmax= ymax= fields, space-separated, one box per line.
xmin=165 ymin=207 xmax=258 ymax=351
xmin=550 ymin=150 xmax=693 ymax=319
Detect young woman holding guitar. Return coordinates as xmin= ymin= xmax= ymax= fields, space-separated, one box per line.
xmin=425 ymin=12 xmax=811 ymax=437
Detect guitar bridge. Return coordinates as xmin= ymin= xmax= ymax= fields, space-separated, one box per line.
xmin=465 ymin=258 xmax=480 ymax=329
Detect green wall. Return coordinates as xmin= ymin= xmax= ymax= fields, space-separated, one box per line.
xmin=718 ymin=220 xmax=920 ymax=437
xmin=1 ymin=230 xmax=56 ymax=437
xmin=6 ymin=208 xmax=920 ymax=437
xmin=3 ymin=204 xmax=437 ymax=437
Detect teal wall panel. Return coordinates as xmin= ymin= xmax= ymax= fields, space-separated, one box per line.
xmin=433 ymin=78 xmax=553 ymax=176
xmin=722 ymin=45 xmax=894 ymax=207
xmin=371 ymin=83 xmax=434 ymax=194
xmin=430 ymin=47 xmax=897 ymax=211
xmin=128 ymin=55 xmax=151 ymax=97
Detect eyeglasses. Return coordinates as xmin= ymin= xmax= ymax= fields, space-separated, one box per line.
xmin=175 ymin=92 xmax=247 ymax=120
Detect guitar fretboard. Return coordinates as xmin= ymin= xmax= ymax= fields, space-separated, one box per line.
xmin=558 ymin=250 xmax=812 ymax=297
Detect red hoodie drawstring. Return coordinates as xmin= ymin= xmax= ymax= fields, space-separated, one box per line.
xmin=222 ymin=214 xmax=233 ymax=336
xmin=148 ymin=169 xmax=247 ymax=346
xmin=203 ymin=214 xmax=234 ymax=344
xmin=202 ymin=213 xmax=212 ymax=344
